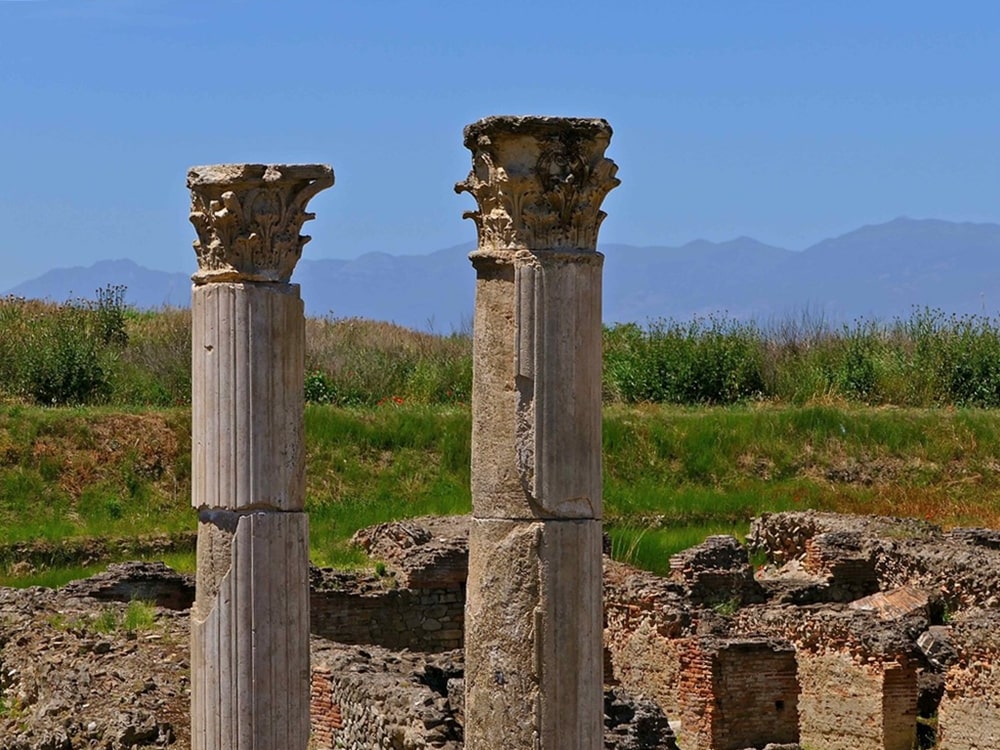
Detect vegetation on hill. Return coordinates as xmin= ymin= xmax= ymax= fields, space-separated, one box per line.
xmin=4 ymin=402 xmax=1000 ymax=585
xmin=6 ymin=288 xmax=1000 ymax=408
xmin=5 ymin=287 xmax=1000 ymax=584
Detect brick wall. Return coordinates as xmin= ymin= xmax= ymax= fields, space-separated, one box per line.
xmin=606 ymin=619 xmax=685 ymax=717
xmin=883 ymin=661 xmax=919 ymax=750
xmin=310 ymin=583 xmax=465 ymax=653
xmin=603 ymin=560 xmax=690 ymax=717
xmin=794 ymin=651 xmax=917 ymax=750
xmin=937 ymin=615 xmax=1000 ymax=750
xmin=803 ymin=531 xmax=879 ymax=602
xmin=678 ymin=637 xmax=799 ymax=750
xmin=734 ymin=606 xmax=918 ymax=750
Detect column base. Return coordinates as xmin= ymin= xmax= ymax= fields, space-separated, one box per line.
xmin=464 ymin=517 xmax=603 ymax=750
xmin=191 ymin=510 xmax=310 ymax=750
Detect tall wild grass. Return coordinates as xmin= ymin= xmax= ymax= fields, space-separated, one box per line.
xmin=303 ymin=317 xmax=472 ymax=406
xmin=603 ymin=308 xmax=1000 ymax=407
xmin=5 ymin=289 xmax=1000 ymax=408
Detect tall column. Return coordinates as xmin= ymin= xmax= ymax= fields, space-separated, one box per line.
xmin=456 ymin=116 xmax=620 ymax=749
xmin=187 ymin=163 xmax=333 ymax=750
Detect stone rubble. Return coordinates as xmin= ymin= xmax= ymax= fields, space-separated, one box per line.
xmin=2 ymin=556 xmax=675 ymax=750
xmin=0 ymin=585 xmax=190 ymax=750
xmin=7 ymin=510 xmax=1000 ymax=749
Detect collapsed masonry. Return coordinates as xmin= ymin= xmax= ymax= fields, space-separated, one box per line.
xmin=609 ymin=511 xmax=1000 ymax=750
xmin=19 ymin=509 xmax=1000 ymax=749
xmin=307 ymin=517 xmax=677 ymax=750
xmin=308 ymin=512 xmax=1000 ymax=750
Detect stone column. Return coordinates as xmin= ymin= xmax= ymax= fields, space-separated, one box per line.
xmin=187 ymin=163 xmax=334 ymax=750
xmin=455 ymin=116 xmax=620 ymax=750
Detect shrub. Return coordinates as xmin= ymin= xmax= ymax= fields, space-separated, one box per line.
xmin=0 ymin=286 xmax=132 ymax=406
xmin=17 ymin=302 xmax=113 ymax=405
xmin=603 ymin=316 xmax=765 ymax=405
xmin=11 ymin=287 xmax=1000 ymax=410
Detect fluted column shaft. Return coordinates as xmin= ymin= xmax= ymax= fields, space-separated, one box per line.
xmin=187 ymin=163 xmax=333 ymax=750
xmin=456 ymin=116 xmax=620 ymax=750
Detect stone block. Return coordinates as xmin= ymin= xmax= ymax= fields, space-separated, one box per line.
xmin=464 ymin=517 xmax=603 ymax=749
xmin=191 ymin=510 xmax=310 ymax=750
xmin=470 ymin=251 xmax=603 ymax=520
xmin=191 ymin=283 xmax=305 ymax=512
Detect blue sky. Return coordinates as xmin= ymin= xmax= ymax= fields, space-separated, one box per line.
xmin=1 ymin=0 xmax=998 ymax=287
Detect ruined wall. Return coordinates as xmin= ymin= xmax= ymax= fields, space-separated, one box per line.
xmin=308 ymin=640 xmax=679 ymax=750
xmin=803 ymin=532 xmax=880 ymax=602
xmin=603 ymin=560 xmax=691 ymax=717
xmin=799 ymin=651 xmax=919 ymax=750
xmin=678 ymin=637 xmax=799 ymax=750
xmin=306 ymin=513 xmax=1000 ymax=749
xmin=749 ymin=511 xmax=1000 ymax=610
xmin=605 ymin=620 xmax=685 ymax=718
xmin=308 ymin=527 xmax=468 ymax=654
xmin=309 ymin=643 xmax=464 ymax=750
xmin=734 ymin=607 xmax=918 ymax=750
xmin=668 ymin=534 xmax=764 ymax=607
xmin=309 ymin=582 xmax=465 ymax=653
xmin=937 ymin=613 xmax=1000 ymax=750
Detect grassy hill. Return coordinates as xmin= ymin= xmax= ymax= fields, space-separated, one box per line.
xmin=4 ymin=402 xmax=1000 ymax=586
xmin=5 ymin=298 xmax=1000 ymax=585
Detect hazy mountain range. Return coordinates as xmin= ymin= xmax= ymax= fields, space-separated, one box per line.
xmin=6 ymin=218 xmax=1000 ymax=332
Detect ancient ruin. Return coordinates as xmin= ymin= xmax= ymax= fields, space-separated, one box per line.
xmin=5 ymin=128 xmax=1000 ymax=750
xmin=187 ymin=163 xmax=333 ymax=750
xmin=8 ymin=511 xmax=1000 ymax=748
xmin=455 ymin=115 xmax=620 ymax=750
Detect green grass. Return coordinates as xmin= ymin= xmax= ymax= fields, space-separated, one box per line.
xmin=122 ymin=599 xmax=158 ymax=632
xmin=4 ymin=402 xmax=1000 ymax=581
xmin=606 ymin=523 xmax=750 ymax=576
xmin=45 ymin=599 xmax=158 ymax=635
xmin=0 ymin=563 xmax=108 ymax=589
xmin=8 ymin=296 xmax=1000 ymax=581
xmin=304 ymin=404 xmax=472 ymax=566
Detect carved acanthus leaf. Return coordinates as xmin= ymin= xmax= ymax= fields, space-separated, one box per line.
xmin=187 ymin=164 xmax=334 ymax=283
xmin=455 ymin=116 xmax=620 ymax=253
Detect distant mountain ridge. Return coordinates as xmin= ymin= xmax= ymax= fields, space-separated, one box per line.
xmin=6 ymin=218 xmax=1000 ymax=331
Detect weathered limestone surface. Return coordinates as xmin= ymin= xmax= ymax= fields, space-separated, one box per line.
xmin=458 ymin=116 xmax=618 ymax=750
xmin=468 ymin=250 xmax=604 ymax=519
xmin=457 ymin=116 xmax=618 ymax=254
xmin=191 ymin=512 xmax=310 ymax=750
xmin=188 ymin=163 xmax=331 ymax=750
xmin=188 ymin=163 xmax=333 ymax=284
xmin=191 ymin=282 xmax=304 ymax=512
xmin=464 ymin=518 xmax=604 ymax=748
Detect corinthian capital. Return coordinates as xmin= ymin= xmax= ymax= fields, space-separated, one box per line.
xmin=188 ymin=163 xmax=334 ymax=283
xmin=455 ymin=116 xmax=620 ymax=254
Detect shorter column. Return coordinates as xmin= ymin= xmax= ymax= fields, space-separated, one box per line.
xmin=187 ymin=163 xmax=333 ymax=750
